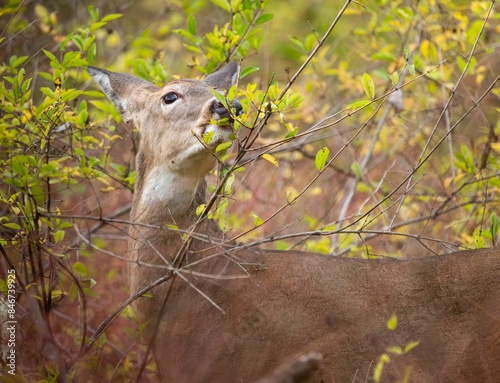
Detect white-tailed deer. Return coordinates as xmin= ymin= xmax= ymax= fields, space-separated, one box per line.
xmin=88 ymin=63 xmax=500 ymax=383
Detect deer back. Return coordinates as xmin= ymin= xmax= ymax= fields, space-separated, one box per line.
xmin=152 ymin=246 xmax=500 ymax=382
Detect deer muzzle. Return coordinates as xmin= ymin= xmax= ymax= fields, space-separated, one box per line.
xmin=211 ymin=99 xmax=243 ymax=121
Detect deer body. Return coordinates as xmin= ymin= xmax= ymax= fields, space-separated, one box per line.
xmin=89 ymin=64 xmax=500 ymax=383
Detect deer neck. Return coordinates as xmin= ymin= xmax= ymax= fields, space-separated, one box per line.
xmin=131 ymin=151 xmax=208 ymax=228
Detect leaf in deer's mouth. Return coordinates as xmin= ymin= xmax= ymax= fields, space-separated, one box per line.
xmin=210 ymin=117 xmax=232 ymax=127
xmin=203 ymin=131 xmax=215 ymax=144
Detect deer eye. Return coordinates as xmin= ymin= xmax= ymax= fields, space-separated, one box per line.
xmin=162 ymin=92 xmax=178 ymax=104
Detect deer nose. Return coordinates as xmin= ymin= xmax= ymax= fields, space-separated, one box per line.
xmin=231 ymin=100 xmax=243 ymax=116
xmin=212 ymin=99 xmax=243 ymax=118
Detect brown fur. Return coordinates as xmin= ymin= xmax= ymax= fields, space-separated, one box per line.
xmin=89 ymin=64 xmax=500 ymax=383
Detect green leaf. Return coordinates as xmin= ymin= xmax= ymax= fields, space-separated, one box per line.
xmin=475 ymin=233 xmax=485 ymax=249
xmin=457 ymin=56 xmax=477 ymax=75
xmin=72 ymin=35 xmax=84 ymax=50
xmin=88 ymin=5 xmax=99 ymax=21
xmin=196 ymin=204 xmax=207 ymax=216
xmin=101 ymin=13 xmax=123 ymax=22
xmin=387 ymin=312 xmax=398 ymax=330
xmin=350 ymin=162 xmax=363 ymax=178
xmin=240 ymin=66 xmax=259 ymax=79
xmin=285 ymin=127 xmax=299 ymax=139
xmin=90 ymin=21 xmax=107 ymax=31
xmin=216 ymin=141 xmax=232 ymax=152
xmin=252 ymin=213 xmax=264 ymax=227
xmin=187 ymin=14 xmax=197 ymax=35
xmin=53 ymin=230 xmax=65 ymax=244
xmin=407 ymin=64 xmax=415 ymax=75
xmin=58 ymin=221 xmax=73 ymax=230
xmin=491 ymin=215 xmax=499 ymax=238
xmin=315 ymin=147 xmax=330 ymax=171
xmin=73 ymin=261 xmax=87 ymax=277
xmin=390 ymin=71 xmax=399 ymax=86
xmin=348 ymin=99 xmax=371 ymax=110
xmin=373 ymin=353 xmax=390 ymax=383
xmin=89 ymin=100 xmax=120 ymax=118
xmin=211 ymin=0 xmax=231 ymax=12
xmin=43 ymin=49 xmax=57 ymax=63
xmin=386 ymin=346 xmax=403 ymax=355
xmin=83 ymin=35 xmax=96 ymax=51
xmin=404 ymin=340 xmax=420 ymax=354
xmin=203 ymin=131 xmax=215 ymax=144
xmin=11 ymin=56 xmax=28 ymax=68
xmin=223 ymin=173 xmax=235 ymax=194
xmin=371 ymin=52 xmax=395 ymax=62
xmin=209 ymin=88 xmax=228 ymax=107
xmin=3 ymin=222 xmax=21 ymax=230
xmin=362 ymin=73 xmax=375 ymax=99
xmin=255 ymin=13 xmax=273 ymax=25
xmin=404 ymin=46 xmax=411 ymax=61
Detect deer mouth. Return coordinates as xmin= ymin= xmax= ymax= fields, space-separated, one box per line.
xmin=209 ymin=99 xmax=243 ymax=126
xmin=198 ymin=99 xmax=242 ymax=147
xmin=201 ymin=121 xmax=233 ymax=146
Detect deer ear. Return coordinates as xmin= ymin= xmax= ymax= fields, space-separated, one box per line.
xmin=87 ymin=66 xmax=159 ymax=120
xmin=203 ymin=62 xmax=238 ymax=91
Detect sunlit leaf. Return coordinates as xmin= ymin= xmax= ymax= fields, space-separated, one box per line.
xmin=203 ymin=131 xmax=215 ymax=144
xmin=211 ymin=0 xmax=231 ymax=12
xmin=255 ymin=13 xmax=273 ymax=25
xmin=252 ymin=213 xmax=264 ymax=227
xmin=187 ymin=14 xmax=197 ymax=35
xmin=348 ymin=99 xmax=371 ymax=110
xmin=387 ymin=312 xmax=398 ymax=330
xmin=240 ymin=66 xmax=259 ymax=79
xmin=404 ymin=341 xmax=420 ymax=354
xmin=390 ymin=71 xmax=399 ymax=86
xmin=386 ymin=346 xmax=403 ymax=355
xmin=3 ymin=222 xmax=21 ymax=230
xmin=373 ymin=353 xmax=390 ymax=382
xmin=216 ymin=141 xmax=232 ymax=152
xmin=196 ymin=204 xmax=207 ymax=216
xmin=262 ymin=153 xmax=279 ymax=167
xmin=315 ymin=147 xmax=330 ymax=171
xmin=491 ymin=215 xmax=499 ymax=238
xmin=362 ymin=73 xmax=375 ymax=99
xmin=101 ymin=13 xmax=123 ymax=22
xmin=43 ymin=49 xmax=57 ymax=62
xmin=209 ymin=88 xmax=228 ymax=107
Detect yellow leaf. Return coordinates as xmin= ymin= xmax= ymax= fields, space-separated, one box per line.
xmin=387 ymin=312 xmax=398 ymax=330
xmin=251 ymin=213 xmax=264 ymax=227
xmin=196 ymin=204 xmax=207 ymax=216
xmin=262 ymin=153 xmax=279 ymax=167
xmin=362 ymin=73 xmax=375 ymax=99
xmin=420 ymin=39 xmax=430 ymax=58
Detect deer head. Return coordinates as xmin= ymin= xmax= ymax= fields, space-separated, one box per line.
xmin=88 ymin=63 xmax=241 ymax=218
